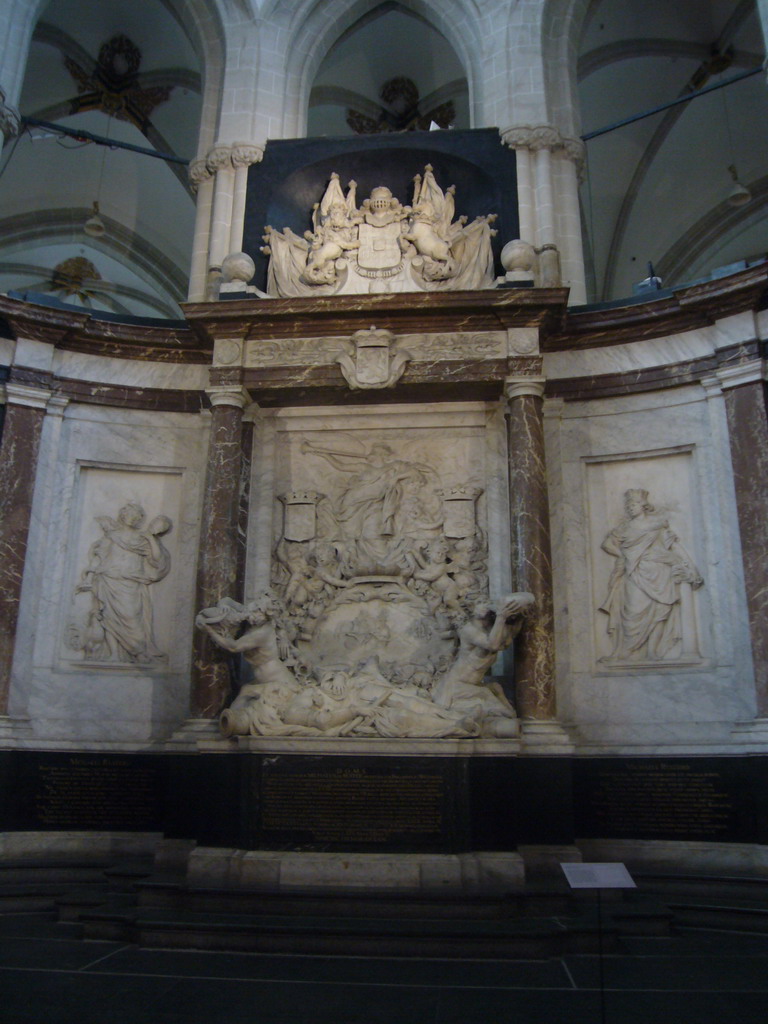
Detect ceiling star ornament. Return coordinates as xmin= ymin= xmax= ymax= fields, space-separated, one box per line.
xmin=65 ymin=34 xmax=172 ymax=133
xmin=346 ymin=76 xmax=455 ymax=135
xmin=50 ymin=257 xmax=102 ymax=303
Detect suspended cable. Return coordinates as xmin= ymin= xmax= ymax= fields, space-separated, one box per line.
xmin=20 ymin=116 xmax=189 ymax=165
xmin=581 ymin=65 xmax=762 ymax=142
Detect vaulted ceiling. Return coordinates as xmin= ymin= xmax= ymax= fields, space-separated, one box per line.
xmin=578 ymin=0 xmax=767 ymax=301
xmin=0 ymin=0 xmax=201 ymax=318
xmin=0 ymin=0 xmax=764 ymax=314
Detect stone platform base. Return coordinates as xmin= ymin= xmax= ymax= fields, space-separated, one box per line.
xmin=182 ymin=846 xmax=525 ymax=892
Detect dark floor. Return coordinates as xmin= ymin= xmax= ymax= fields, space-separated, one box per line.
xmin=2 ymin=909 xmax=768 ymax=1024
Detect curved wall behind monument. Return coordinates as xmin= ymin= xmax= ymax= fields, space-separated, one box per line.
xmin=1 ymin=262 xmax=767 ymax=871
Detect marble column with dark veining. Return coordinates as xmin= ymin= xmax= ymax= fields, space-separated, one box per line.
xmin=191 ymin=386 xmax=250 ymax=718
xmin=722 ymin=371 xmax=768 ymax=714
xmin=0 ymin=383 xmax=51 ymax=712
xmin=505 ymin=377 xmax=556 ymax=720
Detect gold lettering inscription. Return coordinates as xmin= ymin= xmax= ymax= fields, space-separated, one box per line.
xmin=34 ymin=757 xmax=157 ymax=828
xmin=587 ymin=763 xmax=732 ymax=837
xmin=261 ymin=769 xmax=445 ymax=842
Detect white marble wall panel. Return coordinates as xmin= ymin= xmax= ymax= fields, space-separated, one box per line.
xmin=544 ymin=313 xmax=757 ymax=381
xmin=9 ymin=404 xmax=208 ymax=745
xmin=546 ymin=383 xmax=756 ymax=753
xmin=52 ymin=351 xmax=208 ymax=391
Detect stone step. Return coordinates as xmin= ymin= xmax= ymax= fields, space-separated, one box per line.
xmin=79 ymin=905 xmax=618 ymax=959
xmin=635 ymin=873 xmax=768 ymax=901
xmin=668 ymin=901 xmax=768 ymax=933
xmin=135 ymin=880 xmax=574 ymax=920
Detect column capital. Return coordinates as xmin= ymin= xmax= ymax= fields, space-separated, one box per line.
xmin=188 ymin=157 xmax=213 ymax=191
xmin=504 ymin=376 xmax=546 ymax=401
xmin=500 ymin=125 xmax=585 ymax=172
xmin=45 ymin=394 xmax=70 ymax=417
xmin=4 ymin=382 xmax=53 ymax=409
xmin=206 ymin=144 xmax=234 ymax=175
xmin=231 ymin=142 xmax=264 ymax=168
xmin=206 ymin=385 xmax=250 ymax=409
xmin=716 ymin=359 xmax=765 ymax=390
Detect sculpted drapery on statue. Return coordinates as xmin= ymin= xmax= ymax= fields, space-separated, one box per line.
xmin=195 ymin=436 xmax=533 ymax=739
xmin=69 ymin=502 xmax=173 ymax=663
xmin=261 ymin=165 xmax=497 ymax=296
xmin=599 ymin=489 xmax=704 ymax=663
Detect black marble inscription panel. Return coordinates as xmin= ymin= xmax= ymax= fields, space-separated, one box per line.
xmin=253 ymin=756 xmax=461 ymax=851
xmin=574 ymin=758 xmax=768 ymax=843
xmin=7 ymin=752 xmax=165 ymax=832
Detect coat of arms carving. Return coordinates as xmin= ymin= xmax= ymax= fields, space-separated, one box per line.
xmin=261 ymin=165 xmax=497 ymax=297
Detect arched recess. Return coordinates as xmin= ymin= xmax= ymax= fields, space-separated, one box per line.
xmin=0 ymin=0 xmax=225 ymax=154
xmin=306 ymin=3 xmax=469 ymax=138
xmin=272 ymin=0 xmax=483 ymax=140
xmin=0 ymin=0 xmax=227 ymax=315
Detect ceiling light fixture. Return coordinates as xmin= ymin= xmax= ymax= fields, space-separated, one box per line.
xmin=726 ymin=164 xmax=751 ymax=207
xmin=84 ymin=200 xmax=106 ymax=236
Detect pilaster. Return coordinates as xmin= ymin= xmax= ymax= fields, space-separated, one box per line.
xmin=504 ymin=374 xmax=557 ymax=722
xmin=191 ymin=385 xmax=251 ymax=718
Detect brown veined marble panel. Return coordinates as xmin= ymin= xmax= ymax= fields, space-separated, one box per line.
xmin=57 ymin=378 xmax=206 ymax=413
xmin=184 ymin=287 xmax=569 ymax=344
xmin=723 ymin=380 xmax=768 ymax=714
xmin=506 ymin=390 xmax=556 ymax=720
xmin=191 ymin=400 xmax=246 ymax=718
xmin=545 ymin=264 xmax=768 ymax=351
xmin=0 ymin=402 xmax=45 ymax=711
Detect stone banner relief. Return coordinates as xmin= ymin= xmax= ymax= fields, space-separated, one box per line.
xmin=262 ymin=165 xmax=497 ymax=296
xmin=197 ymin=434 xmax=531 ymax=739
xmin=595 ymin=485 xmax=705 ymax=668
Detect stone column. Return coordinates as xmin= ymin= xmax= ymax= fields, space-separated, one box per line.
xmin=188 ymin=158 xmax=214 ymax=301
xmin=719 ymin=361 xmax=768 ymax=714
xmin=191 ymin=386 xmax=251 ymax=719
xmin=0 ymin=381 xmax=51 ymax=712
xmin=505 ymin=376 xmax=556 ymax=721
xmin=514 ymin=145 xmax=536 ymax=244
xmin=229 ymin=143 xmax=263 ymax=255
xmin=501 ymin=125 xmax=587 ymax=303
xmin=206 ymin=145 xmax=236 ymax=272
xmin=554 ymin=138 xmax=587 ymax=304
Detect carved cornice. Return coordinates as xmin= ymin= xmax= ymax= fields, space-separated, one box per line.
xmin=4 ymin=381 xmax=53 ymax=409
xmin=0 ymin=293 xmax=206 ymax=364
xmin=545 ymin=263 xmax=768 ymax=352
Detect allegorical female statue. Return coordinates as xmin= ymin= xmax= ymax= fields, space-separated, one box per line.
xmin=73 ymin=502 xmax=172 ymax=663
xmin=599 ymin=488 xmax=703 ymax=662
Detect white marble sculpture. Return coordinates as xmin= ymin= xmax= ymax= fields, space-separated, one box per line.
xmin=599 ymin=488 xmax=704 ymax=663
xmin=262 ymin=165 xmax=497 ymax=296
xmin=70 ymin=502 xmax=173 ymax=663
xmin=195 ymin=434 xmax=535 ymax=740
xmin=198 ymin=592 xmax=532 ymax=739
